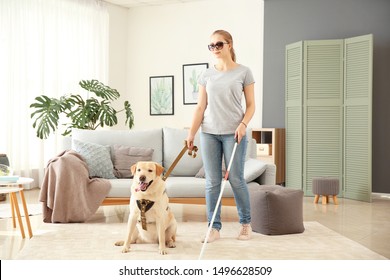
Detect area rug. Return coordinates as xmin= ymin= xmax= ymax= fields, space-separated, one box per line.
xmin=0 ymin=204 xmax=42 ymax=219
xmin=14 ymin=221 xmax=386 ymax=260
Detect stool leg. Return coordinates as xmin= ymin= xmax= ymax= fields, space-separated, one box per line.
xmin=10 ymin=192 xmax=25 ymax=239
xmin=10 ymin=193 xmax=16 ymax=228
xmin=322 ymin=195 xmax=327 ymax=205
xmin=332 ymin=195 xmax=338 ymax=205
xmin=19 ymin=189 xmax=33 ymax=238
xmin=314 ymin=195 xmax=319 ymax=204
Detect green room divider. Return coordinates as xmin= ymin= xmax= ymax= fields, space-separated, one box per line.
xmin=285 ymin=34 xmax=373 ymax=202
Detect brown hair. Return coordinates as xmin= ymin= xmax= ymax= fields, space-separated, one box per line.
xmin=212 ymin=30 xmax=236 ymax=62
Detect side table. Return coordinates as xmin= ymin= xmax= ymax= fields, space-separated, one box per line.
xmin=0 ymin=177 xmax=34 ymax=238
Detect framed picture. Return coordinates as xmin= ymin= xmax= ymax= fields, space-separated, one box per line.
xmin=182 ymin=63 xmax=208 ymax=105
xmin=149 ymin=75 xmax=174 ymax=116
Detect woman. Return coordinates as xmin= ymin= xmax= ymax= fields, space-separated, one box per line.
xmin=186 ymin=30 xmax=255 ymax=242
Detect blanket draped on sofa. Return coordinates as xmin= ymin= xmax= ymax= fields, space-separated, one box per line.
xmin=39 ymin=150 xmax=111 ymax=223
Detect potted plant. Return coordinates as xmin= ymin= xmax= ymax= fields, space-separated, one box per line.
xmin=30 ymin=79 xmax=134 ymax=139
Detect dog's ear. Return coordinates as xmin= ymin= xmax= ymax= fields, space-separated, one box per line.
xmin=155 ymin=163 xmax=164 ymax=176
xmin=130 ymin=163 xmax=138 ymax=176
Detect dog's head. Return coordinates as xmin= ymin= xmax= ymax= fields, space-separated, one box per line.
xmin=131 ymin=161 xmax=164 ymax=192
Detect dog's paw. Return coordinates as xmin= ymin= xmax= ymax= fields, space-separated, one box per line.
xmin=121 ymin=247 xmax=131 ymax=253
xmin=115 ymin=240 xmax=124 ymax=246
xmin=166 ymin=241 xmax=176 ymax=248
xmin=159 ymin=249 xmax=168 ymax=255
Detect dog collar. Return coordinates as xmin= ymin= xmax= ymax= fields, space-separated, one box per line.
xmin=136 ymin=199 xmax=155 ymax=231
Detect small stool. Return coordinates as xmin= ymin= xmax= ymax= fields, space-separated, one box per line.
xmin=249 ymin=185 xmax=305 ymax=235
xmin=312 ymin=177 xmax=339 ymax=205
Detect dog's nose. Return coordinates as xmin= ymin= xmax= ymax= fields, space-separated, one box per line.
xmin=139 ymin=175 xmax=146 ymax=182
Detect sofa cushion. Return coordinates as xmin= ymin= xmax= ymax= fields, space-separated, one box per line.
xmin=105 ymin=178 xmax=262 ymax=199
xmin=165 ymin=178 xmax=261 ymax=198
xmin=72 ymin=139 xmax=116 ymax=179
xmin=72 ymin=128 xmax=163 ymax=166
xmin=112 ymin=145 xmax=154 ymax=178
xmin=244 ymin=158 xmax=267 ymax=182
xmin=165 ymin=177 xmax=235 ymax=197
xmin=194 ymin=158 xmax=266 ymax=183
xmin=106 ymin=179 xmax=132 ymax=197
xmin=195 ymin=161 xmax=226 ymax=179
xmin=163 ymin=127 xmax=203 ymax=176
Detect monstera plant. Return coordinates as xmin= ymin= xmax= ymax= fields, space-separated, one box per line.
xmin=30 ymin=79 xmax=134 ymax=139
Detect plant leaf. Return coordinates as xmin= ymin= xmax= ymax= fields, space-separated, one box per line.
xmin=79 ymin=79 xmax=120 ymax=101
xmin=66 ymin=96 xmax=100 ymax=130
xmin=124 ymin=101 xmax=134 ymax=129
xmin=29 ymin=95 xmax=68 ymax=139
xmin=99 ymin=100 xmax=117 ymax=127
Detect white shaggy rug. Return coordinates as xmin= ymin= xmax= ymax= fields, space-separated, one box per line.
xmin=14 ymin=221 xmax=386 ymax=260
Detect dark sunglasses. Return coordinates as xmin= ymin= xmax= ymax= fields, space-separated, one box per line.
xmin=208 ymin=41 xmax=229 ymax=51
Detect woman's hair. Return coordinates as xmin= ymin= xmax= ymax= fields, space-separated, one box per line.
xmin=212 ymin=30 xmax=236 ymax=62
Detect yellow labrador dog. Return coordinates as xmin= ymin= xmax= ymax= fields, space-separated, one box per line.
xmin=115 ymin=161 xmax=177 ymax=255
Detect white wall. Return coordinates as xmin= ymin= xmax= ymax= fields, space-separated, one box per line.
xmin=108 ymin=0 xmax=264 ymax=130
xmin=107 ymin=3 xmax=129 ymax=128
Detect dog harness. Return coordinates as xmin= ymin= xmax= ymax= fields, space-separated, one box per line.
xmin=136 ymin=199 xmax=155 ymax=230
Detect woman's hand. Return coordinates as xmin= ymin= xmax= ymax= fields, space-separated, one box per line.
xmin=235 ymin=122 xmax=247 ymax=144
xmin=186 ymin=134 xmax=195 ymax=150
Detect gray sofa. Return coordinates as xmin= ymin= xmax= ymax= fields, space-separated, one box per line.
xmin=69 ymin=127 xmax=276 ymax=206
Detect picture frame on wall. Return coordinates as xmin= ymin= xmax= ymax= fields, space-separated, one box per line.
xmin=182 ymin=63 xmax=208 ymax=105
xmin=150 ymin=75 xmax=174 ymax=116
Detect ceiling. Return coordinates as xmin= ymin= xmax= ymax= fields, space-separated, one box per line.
xmin=103 ymin=0 xmax=207 ymax=8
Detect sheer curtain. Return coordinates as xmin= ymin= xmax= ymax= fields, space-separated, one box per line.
xmin=0 ymin=0 xmax=109 ymax=188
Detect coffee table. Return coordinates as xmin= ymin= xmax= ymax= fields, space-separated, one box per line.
xmin=0 ymin=177 xmax=34 ymax=238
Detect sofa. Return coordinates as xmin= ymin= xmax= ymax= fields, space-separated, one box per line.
xmin=69 ymin=127 xmax=276 ymax=206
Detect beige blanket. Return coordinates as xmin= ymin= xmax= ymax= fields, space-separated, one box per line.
xmin=39 ymin=150 xmax=111 ymax=223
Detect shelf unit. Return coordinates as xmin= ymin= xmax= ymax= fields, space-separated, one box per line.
xmin=252 ymin=128 xmax=285 ymax=185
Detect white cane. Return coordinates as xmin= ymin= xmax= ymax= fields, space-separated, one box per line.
xmin=198 ymin=141 xmax=238 ymax=260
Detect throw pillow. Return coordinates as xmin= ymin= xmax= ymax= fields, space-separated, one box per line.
xmin=112 ymin=145 xmax=154 ymax=178
xmin=72 ymin=139 xmax=116 ymax=179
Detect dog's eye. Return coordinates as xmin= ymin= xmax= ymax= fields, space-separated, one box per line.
xmin=137 ymin=168 xmax=141 ymax=172
xmin=148 ymin=169 xmax=153 ymax=172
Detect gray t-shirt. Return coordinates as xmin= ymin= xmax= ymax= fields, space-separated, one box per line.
xmin=198 ymin=64 xmax=255 ymax=134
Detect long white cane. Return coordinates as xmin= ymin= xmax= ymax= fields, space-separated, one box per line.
xmin=198 ymin=141 xmax=238 ymax=260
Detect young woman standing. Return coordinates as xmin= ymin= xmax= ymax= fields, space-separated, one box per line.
xmin=186 ymin=30 xmax=255 ymax=242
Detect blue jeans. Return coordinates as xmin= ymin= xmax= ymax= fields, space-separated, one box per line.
xmin=200 ymin=132 xmax=251 ymax=231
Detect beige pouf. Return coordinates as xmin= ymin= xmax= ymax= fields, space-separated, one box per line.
xmin=312 ymin=177 xmax=340 ymax=205
xmin=248 ymin=185 xmax=305 ymax=235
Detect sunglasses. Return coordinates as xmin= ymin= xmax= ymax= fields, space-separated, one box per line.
xmin=208 ymin=41 xmax=229 ymax=51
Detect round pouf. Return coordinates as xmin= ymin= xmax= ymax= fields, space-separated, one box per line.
xmin=312 ymin=177 xmax=339 ymax=205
